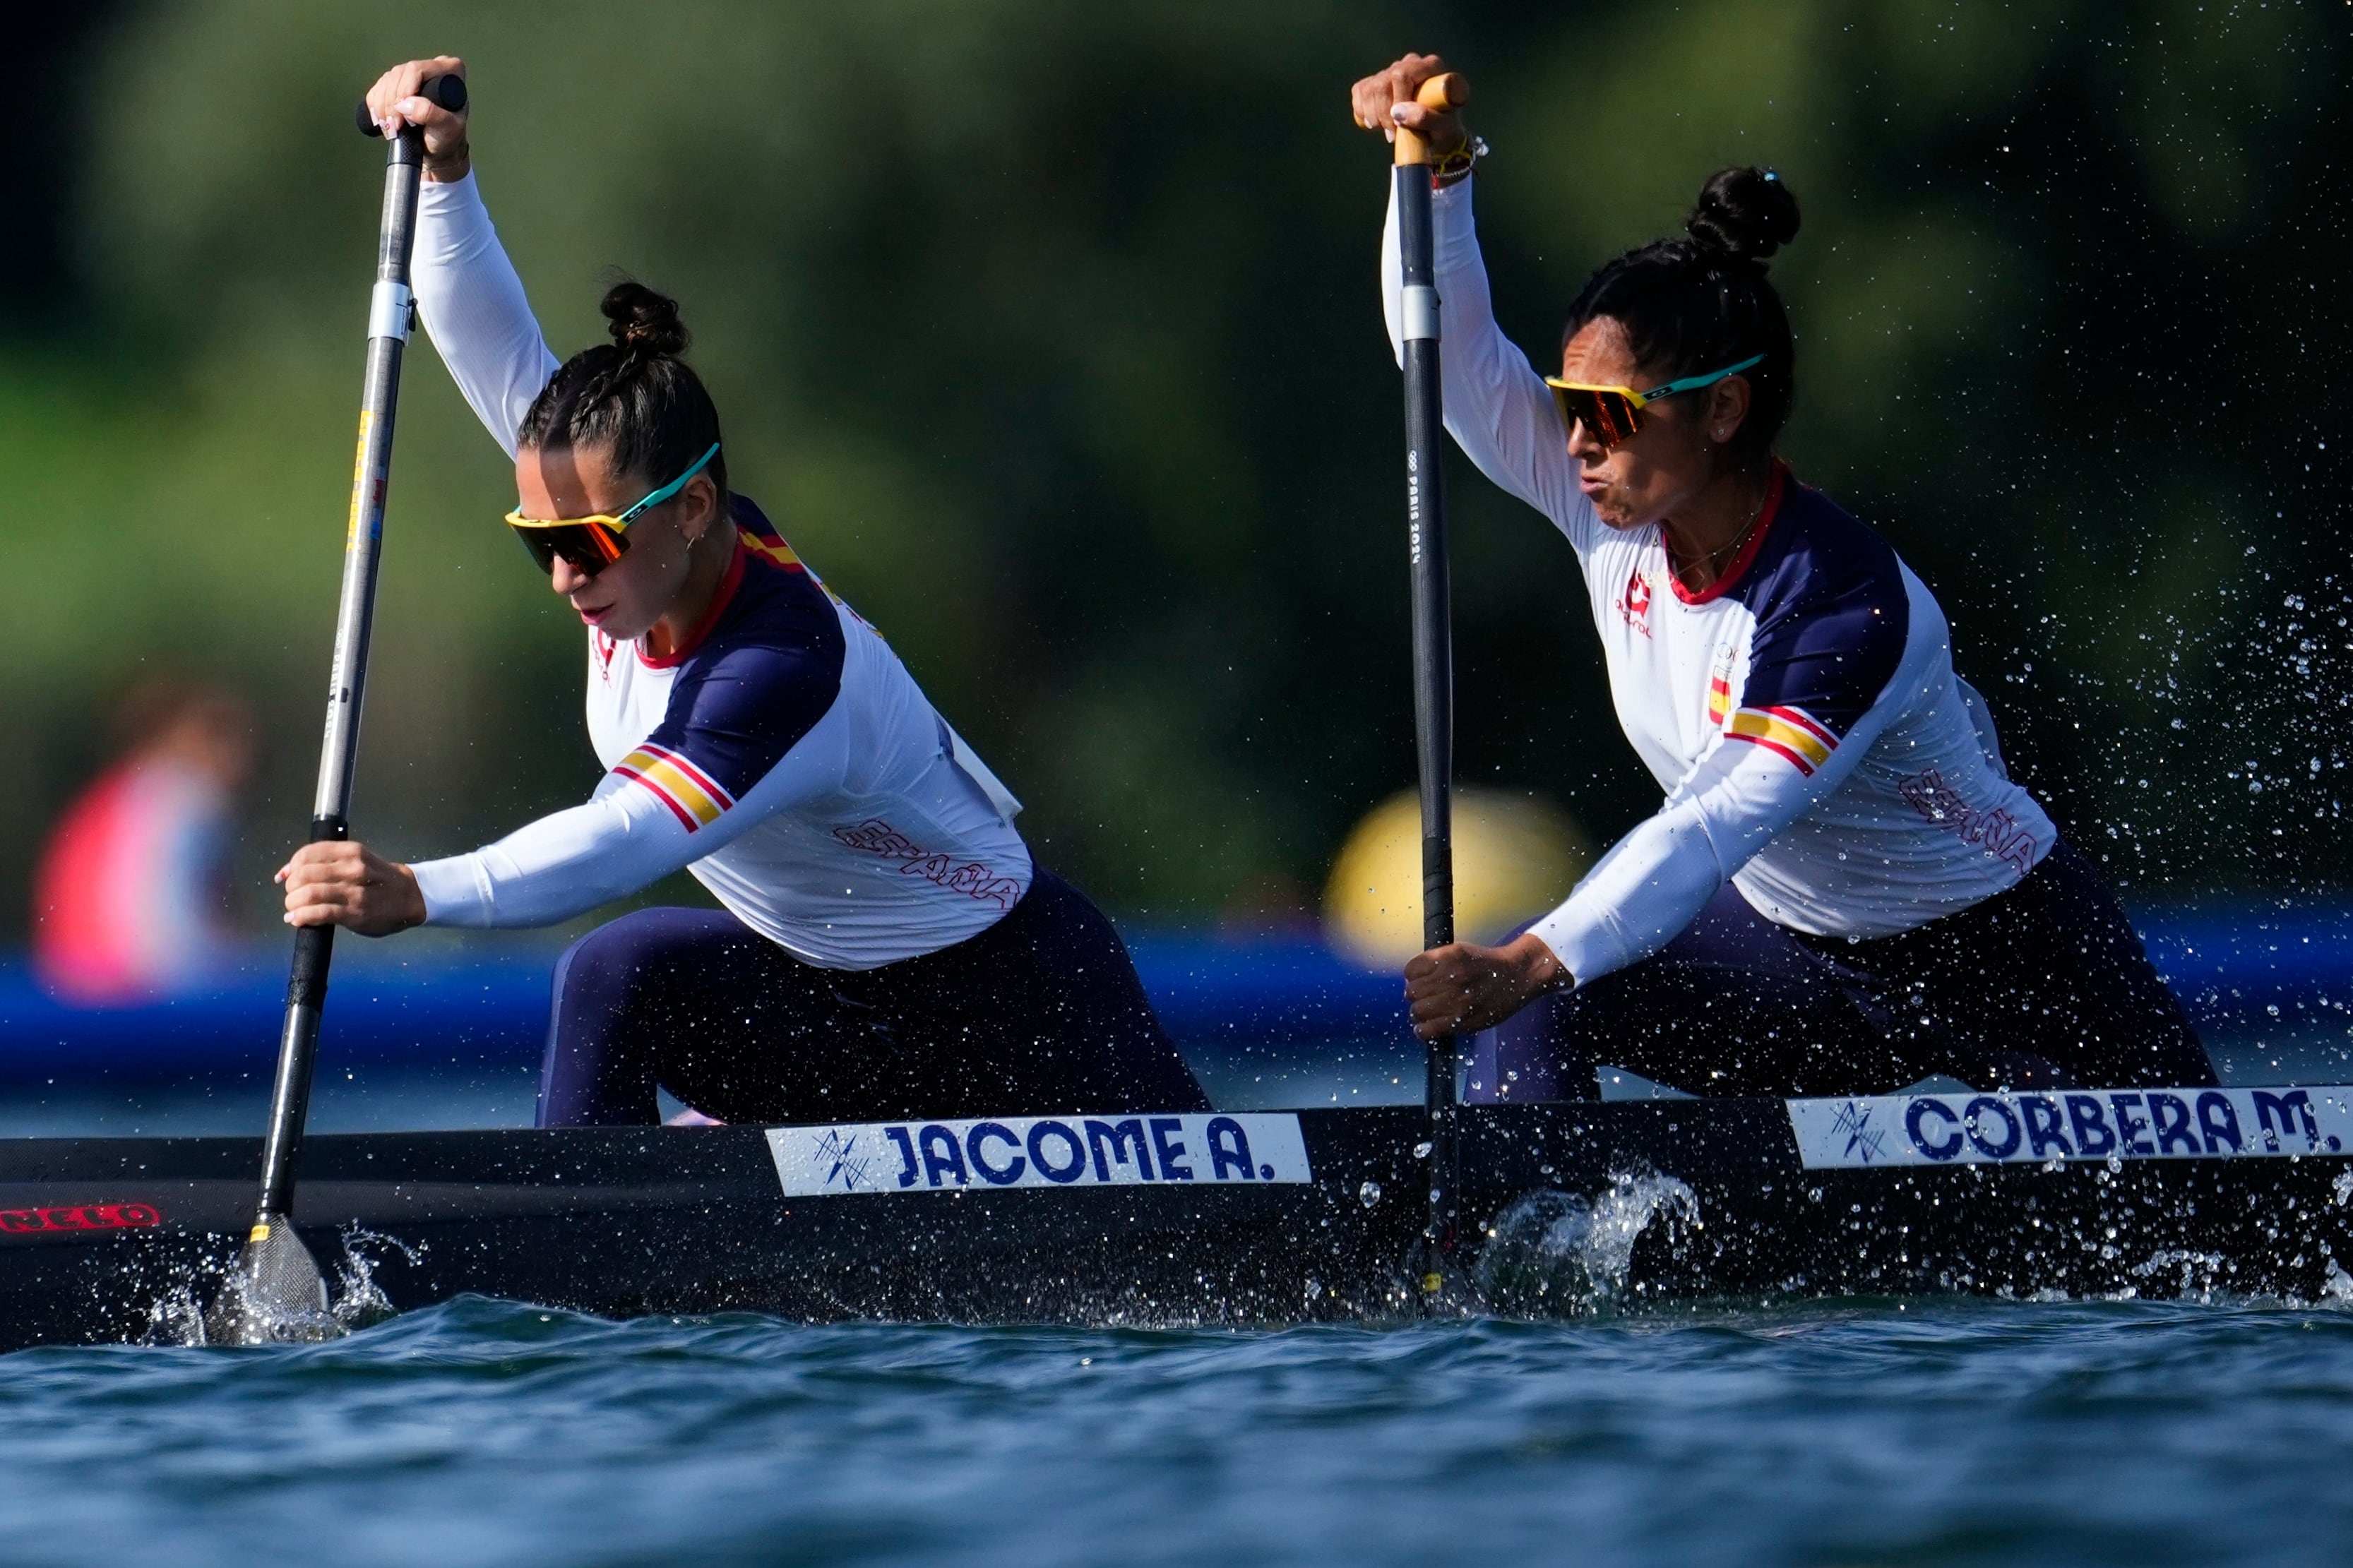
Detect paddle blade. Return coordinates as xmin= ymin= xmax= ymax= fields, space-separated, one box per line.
xmin=203 ymin=1219 xmax=343 ymax=1346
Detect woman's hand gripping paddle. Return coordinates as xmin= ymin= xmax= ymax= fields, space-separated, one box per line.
xmin=1384 ymin=68 xmax=1470 ymax=1303
xmin=204 ymin=71 xmax=466 ymax=1346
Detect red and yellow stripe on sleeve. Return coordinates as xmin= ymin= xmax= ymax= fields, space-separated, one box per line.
xmin=614 ymin=743 xmax=734 ymax=831
xmin=1724 ymin=705 xmax=1836 ymax=776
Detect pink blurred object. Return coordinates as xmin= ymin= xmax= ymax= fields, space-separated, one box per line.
xmin=32 ymin=683 xmax=254 ymax=1006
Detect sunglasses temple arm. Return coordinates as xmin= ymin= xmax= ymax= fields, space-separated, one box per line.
xmin=621 ymin=442 xmax=722 ymax=525
xmin=1650 ymin=354 xmax=1768 ymax=400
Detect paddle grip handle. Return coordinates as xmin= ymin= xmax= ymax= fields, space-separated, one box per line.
xmin=1393 ymin=72 xmax=1467 ymax=169
xmin=356 ymin=71 xmax=467 ymax=136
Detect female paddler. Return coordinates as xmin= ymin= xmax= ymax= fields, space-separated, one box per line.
xmin=278 ymin=56 xmax=1208 ymax=1127
xmin=1352 ymin=54 xmax=2215 ymax=1101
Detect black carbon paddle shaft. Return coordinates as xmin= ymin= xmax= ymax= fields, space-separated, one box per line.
xmin=1395 ymin=157 xmax=1460 ymax=1290
xmin=251 ymin=116 xmax=429 ymax=1229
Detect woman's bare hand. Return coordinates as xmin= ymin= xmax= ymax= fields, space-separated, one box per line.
xmin=1347 ymin=52 xmax=1467 ymax=153
xmin=278 ymin=842 xmax=427 ymax=938
xmin=362 ymin=55 xmax=470 ymax=181
xmin=1403 ymin=930 xmax=1567 ymax=1041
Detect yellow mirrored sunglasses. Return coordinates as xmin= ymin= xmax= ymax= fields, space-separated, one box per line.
xmin=1543 ymin=355 xmax=1764 ymax=450
xmin=504 ymin=442 xmax=720 ymax=577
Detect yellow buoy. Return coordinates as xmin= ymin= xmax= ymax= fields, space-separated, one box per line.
xmin=1321 ymin=789 xmax=1591 ymax=969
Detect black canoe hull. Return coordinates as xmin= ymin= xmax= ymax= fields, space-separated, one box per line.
xmin=3 ymin=1099 xmax=2349 ymax=1349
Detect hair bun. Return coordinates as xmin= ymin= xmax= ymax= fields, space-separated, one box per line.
xmin=600 ymin=280 xmax=690 ymax=358
xmin=1686 ymin=166 xmax=1801 ymax=263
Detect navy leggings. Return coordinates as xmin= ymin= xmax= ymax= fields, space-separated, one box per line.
xmin=538 ymin=869 xmax=1210 ymax=1127
xmin=1467 ymin=839 xmax=2215 ymax=1102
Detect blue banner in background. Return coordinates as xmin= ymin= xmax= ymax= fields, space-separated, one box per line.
xmin=0 ymin=904 xmax=2346 ymax=1089
xmin=0 ymin=935 xmax=1417 ymax=1088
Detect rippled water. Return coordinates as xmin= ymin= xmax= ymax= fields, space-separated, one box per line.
xmin=4 ymin=1296 xmax=2352 ymax=1567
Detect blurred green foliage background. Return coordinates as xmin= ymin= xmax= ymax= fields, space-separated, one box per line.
xmin=0 ymin=0 xmax=2345 ymax=940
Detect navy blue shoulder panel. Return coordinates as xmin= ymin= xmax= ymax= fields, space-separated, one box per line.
xmin=640 ymin=495 xmax=848 ymax=804
xmin=1727 ymin=481 xmax=1910 ymax=740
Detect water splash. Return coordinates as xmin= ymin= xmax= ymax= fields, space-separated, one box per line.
xmin=2132 ymin=1250 xmax=2235 ymax=1303
xmin=330 ymin=1226 xmax=421 ymax=1332
xmin=143 ymin=1276 xmax=216 ymax=1348
xmin=138 ymin=1227 xmax=419 ymax=1347
xmin=202 ymin=1226 xmax=342 ymax=1346
xmin=1476 ymin=1171 xmax=1700 ymax=1315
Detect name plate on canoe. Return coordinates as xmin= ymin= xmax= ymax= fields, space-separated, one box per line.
xmin=768 ymin=1113 xmax=1313 ymax=1197
xmin=1788 ymin=1085 xmax=2353 ymax=1171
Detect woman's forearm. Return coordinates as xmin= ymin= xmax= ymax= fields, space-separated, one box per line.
xmin=410 ymin=784 xmax=701 ymax=929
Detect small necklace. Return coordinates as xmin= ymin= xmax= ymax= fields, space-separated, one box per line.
xmin=1672 ymin=482 xmax=1769 ymax=589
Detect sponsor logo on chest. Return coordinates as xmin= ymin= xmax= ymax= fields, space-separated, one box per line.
xmin=1619 ymin=566 xmax=1655 ymax=639
xmin=1788 ymin=1085 xmax=2353 ymax=1169
xmin=768 ymin=1112 xmax=1312 ymax=1195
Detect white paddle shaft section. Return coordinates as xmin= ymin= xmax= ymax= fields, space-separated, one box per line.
xmin=366 ymin=280 xmax=413 ymax=342
xmin=1400 ymin=284 xmax=1441 ymax=342
xmin=1789 ymin=1085 xmax=2353 ymax=1170
xmin=770 ymin=1113 xmax=1311 ymax=1197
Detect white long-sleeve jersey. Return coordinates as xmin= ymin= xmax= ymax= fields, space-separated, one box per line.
xmin=1382 ymin=176 xmax=2055 ymax=987
xmin=403 ymin=174 xmax=1032 ymax=970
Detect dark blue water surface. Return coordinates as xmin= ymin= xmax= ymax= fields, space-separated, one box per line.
xmin=6 ymin=1296 xmax=2353 ymax=1567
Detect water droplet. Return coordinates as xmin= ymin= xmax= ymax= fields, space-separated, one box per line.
xmin=1413 ymin=1142 xmax=1434 ymax=1159
xmin=1359 ymin=1180 xmax=1383 ymax=1207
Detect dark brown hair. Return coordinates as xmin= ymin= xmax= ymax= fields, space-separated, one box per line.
xmin=516 ymin=280 xmax=727 ymax=498
xmin=1560 ymin=167 xmax=1801 ymax=468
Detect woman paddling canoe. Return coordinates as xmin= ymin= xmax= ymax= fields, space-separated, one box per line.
xmin=277 ymin=56 xmax=1208 ymax=1127
xmin=1352 ymin=54 xmax=2215 ymax=1101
